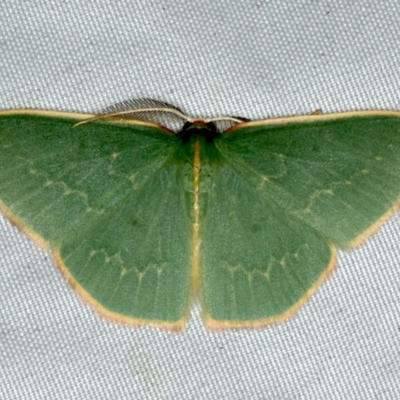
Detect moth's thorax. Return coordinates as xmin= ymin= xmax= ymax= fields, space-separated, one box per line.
xmin=177 ymin=121 xmax=224 ymax=166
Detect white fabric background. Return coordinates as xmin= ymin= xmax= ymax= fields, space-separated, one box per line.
xmin=1 ymin=1 xmax=400 ymax=398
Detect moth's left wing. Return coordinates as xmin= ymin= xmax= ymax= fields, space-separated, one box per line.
xmin=0 ymin=111 xmax=192 ymax=329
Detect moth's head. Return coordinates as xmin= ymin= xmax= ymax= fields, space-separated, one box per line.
xmin=178 ymin=120 xmax=220 ymax=143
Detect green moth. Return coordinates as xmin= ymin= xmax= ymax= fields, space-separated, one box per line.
xmin=1 ymin=99 xmax=399 ymax=331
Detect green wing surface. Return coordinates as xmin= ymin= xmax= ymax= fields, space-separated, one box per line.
xmin=0 ymin=111 xmax=192 ymax=329
xmin=201 ymin=111 xmax=400 ymax=328
xmin=1 ymin=109 xmax=400 ymax=330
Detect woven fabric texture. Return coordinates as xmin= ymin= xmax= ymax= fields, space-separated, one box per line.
xmin=0 ymin=1 xmax=399 ymax=398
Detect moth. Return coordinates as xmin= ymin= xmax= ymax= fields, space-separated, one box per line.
xmin=1 ymin=99 xmax=399 ymax=330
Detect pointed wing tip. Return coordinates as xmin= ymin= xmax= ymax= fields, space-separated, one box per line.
xmin=347 ymin=198 xmax=400 ymax=249
xmin=53 ymin=249 xmax=188 ymax=332
xmin=0 ymin=198 xmax=51 ymax=250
